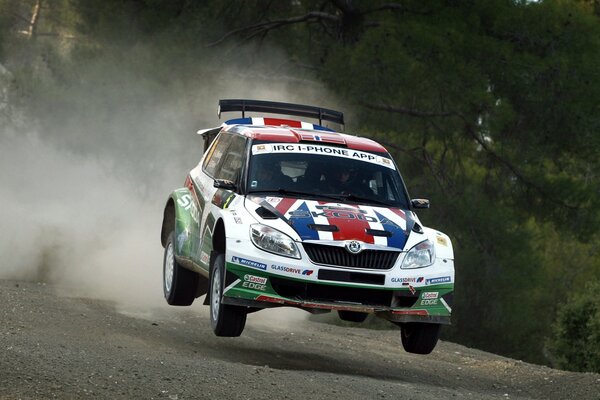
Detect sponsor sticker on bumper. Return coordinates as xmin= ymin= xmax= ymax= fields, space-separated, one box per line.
xmin=242 ymin=274 xmax=267 ymax=291
xmin=232 ymin=256 xmax=267 ymax=271
xmin=271 ymin=265 xmax=314 ymax=276
xmin=426 ymin=276 xmax=451 ymax=285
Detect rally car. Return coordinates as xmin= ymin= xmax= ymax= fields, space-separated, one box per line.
xmin=160 ymin=99 xmax=454 ymax=354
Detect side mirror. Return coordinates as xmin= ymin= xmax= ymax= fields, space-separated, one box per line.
xmin=214 ymin=179 xmax=237 ymax=191
xmin=411 ymin=198 xmax=430 ymax=209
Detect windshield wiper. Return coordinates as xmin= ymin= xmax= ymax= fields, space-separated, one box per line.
xmin=249 ymin=189 xmax=362 ymax=203
xmin=250 ymin=189 xmax=393 ymax=207
xmin=321 ymin=193 xmax=392 ymax=207
xmin=249 ymin=189 xmax=321 ymax=198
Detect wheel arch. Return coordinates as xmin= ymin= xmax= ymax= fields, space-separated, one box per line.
xmin=212 ymin=218 xmax=226 ymax=256
xmin=161 ymin=198 xmax=176 ymax=248
xmin=204 ymin=217 xmax=226 ymax=306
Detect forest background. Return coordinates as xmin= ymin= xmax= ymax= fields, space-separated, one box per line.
xmin=0 ymin=0 xmax=598 ymax=372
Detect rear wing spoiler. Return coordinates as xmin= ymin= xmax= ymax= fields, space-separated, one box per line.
xmin=218 ymin=99 xmax=344 ymax=126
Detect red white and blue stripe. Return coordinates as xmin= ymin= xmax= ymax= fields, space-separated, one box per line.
xmin=225 ymin=117 xmax=335 ymax=132
xmin=269 ymin=198 xmax=412 ymax=250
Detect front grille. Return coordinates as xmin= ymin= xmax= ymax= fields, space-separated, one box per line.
xmin=270 ymin=277 xmax=393 ymax=306
xmin=303 ymin=243 xmax=399 ymax=270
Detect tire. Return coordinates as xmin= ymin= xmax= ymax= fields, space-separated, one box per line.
xmin=163 ymin=231 xmax=199 ymax=306
xmin=400 ymin=323 xmax=441 ymax=355
xmin=338 ymin=310 xmax=368 ymax=323
xmin=209 ymin=253 xmax=247 ymax=337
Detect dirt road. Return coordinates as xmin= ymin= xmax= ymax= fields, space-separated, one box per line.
xmin=1 ymin=279 xmax=598 ymax=400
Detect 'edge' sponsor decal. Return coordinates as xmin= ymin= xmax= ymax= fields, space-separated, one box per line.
xmin=244 ymin=274 xmax=267 ymax=284
xmin=242 ymin=274 xmax=267 ymax=291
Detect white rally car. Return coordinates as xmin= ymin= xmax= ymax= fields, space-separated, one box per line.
xmin=161 ymin=99 xmax=454 ymax=354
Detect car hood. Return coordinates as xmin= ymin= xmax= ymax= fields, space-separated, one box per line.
xmin=246 ymin=195 xmax=414 ymax=250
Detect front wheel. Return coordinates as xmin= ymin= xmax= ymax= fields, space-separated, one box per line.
xmin=400 ymin=323 xmax=441 ymax=354
xmin=209 ymin=253 xmax=247 ymax=337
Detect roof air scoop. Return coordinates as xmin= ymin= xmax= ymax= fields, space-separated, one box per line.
xmin=292 ymin=130 xmax=347 ymax=146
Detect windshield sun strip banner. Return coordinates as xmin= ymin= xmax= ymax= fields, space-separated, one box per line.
xmin=251 ymin=143 xmax=396 ymax=170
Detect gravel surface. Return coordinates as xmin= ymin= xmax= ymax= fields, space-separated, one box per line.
xmin=1 ymin=279 xmax=599 ymax=400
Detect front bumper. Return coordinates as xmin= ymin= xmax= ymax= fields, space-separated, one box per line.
xmin=223 ymin=239 xmax=454 ymax=325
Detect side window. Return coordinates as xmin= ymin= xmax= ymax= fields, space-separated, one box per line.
xmin=203 ymin=133 xmax=233 ymax=177
xmin=216 ymin=135 xmax=247 ymax=183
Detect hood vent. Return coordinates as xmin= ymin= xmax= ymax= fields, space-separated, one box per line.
xmin=255 ymin=206 xmax=278 ymax=219
xmin=412 ymin=222 xmax=424 ymax=234
xmin=366 ymin=228 xmax=392 ymax=237
xmin=308 ymin=224 xmax=339 ymax=232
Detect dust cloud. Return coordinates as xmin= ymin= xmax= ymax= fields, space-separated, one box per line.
xmin=0 ymin=131 xmax=165 ymax=307
xmin=0 ymin=46 xmax=344 ymax=322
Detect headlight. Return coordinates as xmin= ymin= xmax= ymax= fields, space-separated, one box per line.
xmin=250 ymin=224 xmax=301 ymax=259
xmin=400 ymin=240 xmax=435 ymax=269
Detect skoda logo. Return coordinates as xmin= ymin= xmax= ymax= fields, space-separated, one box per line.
xmin=345 ymin=240 xmax=363 ymax=254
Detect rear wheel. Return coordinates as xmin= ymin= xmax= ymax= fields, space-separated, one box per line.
xmin=338 ymin=310 xmax=368 ymax=323
xmin=163 ymin=232 xmax=199 ymax=306
xmin=400 ymin=323 xmax=441 ymax=354
xmin=210 ymin=253 xmax=247 ymax=337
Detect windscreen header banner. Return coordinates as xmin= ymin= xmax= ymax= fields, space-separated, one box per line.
xmin=251 ymin=143 xmax=396 ymax=170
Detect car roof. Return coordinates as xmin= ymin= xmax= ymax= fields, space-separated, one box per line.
xmin=222 ymin=117 xmax=389 ymax=154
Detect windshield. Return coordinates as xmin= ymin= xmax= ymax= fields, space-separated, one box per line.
xmin=247 ymin=143 xmax=410 ymax=209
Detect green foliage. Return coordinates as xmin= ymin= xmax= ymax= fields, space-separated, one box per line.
xmin=253 ymin=0 xmax=600 ymax=364
xmin=548 ymin=280 xmax=600 ymax=372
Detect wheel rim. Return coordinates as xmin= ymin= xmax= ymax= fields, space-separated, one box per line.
xmin=164 ymin=242 xmax=174 ymax=294
xmin=211 ymin=267 xmax=221 ymax=322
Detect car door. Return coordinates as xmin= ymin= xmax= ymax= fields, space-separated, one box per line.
xmin=195 ymin=132 xmax=247 ymax=270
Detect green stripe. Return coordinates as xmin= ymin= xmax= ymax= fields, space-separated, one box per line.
xmin=226 ymin=262 xmax=454 ymax=292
